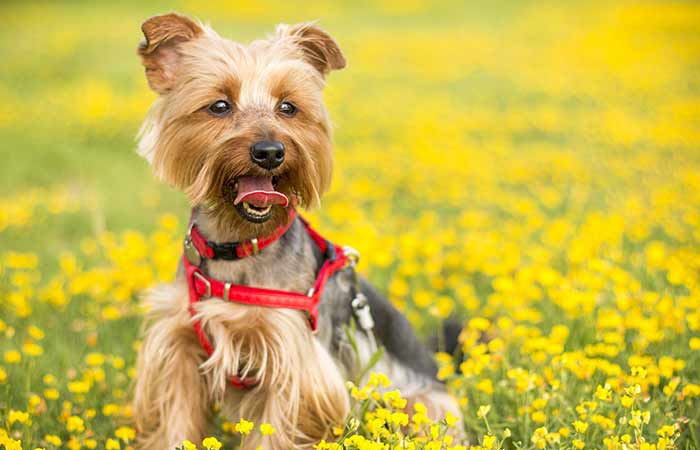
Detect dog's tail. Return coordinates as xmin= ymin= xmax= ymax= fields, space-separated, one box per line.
xmin=428 ymin=318 xmax=463 ymax=358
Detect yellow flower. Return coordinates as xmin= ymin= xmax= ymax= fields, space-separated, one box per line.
xmin=45 ymin=435 xmax=62 ymax=446
xmin=0 ymin=435 xmax=22 ymax=450
xmin=115 ymin=426 xmax=135 ymax=442
xmin=102 ymin=404 xmax=119 ymax=416
xmin=469 ymin=317 xmax=491 ymax=331
xmin=314 ymin=440 xmax=340 ymax=450
xmin=202 ymin=437 xmax=222 ymax=450
xmin=531 ymin=410 xmax=546 ymax=423
xmin=105 ymin=438 xmax=120 ymax=450
xmin=4 ymin=350 xmax=21 ymax=364
xmin=476 ymin=378 xmax=494 ymax=395
xmin=621 ymin=395 xmax=634 ymax=408
xmin=182 ymin=440 xmax=197 ymax=450
xmin=350 ymin=385 xmax=369 ymax=400
xmin=28 ymin=393 xmax=41 ymax=409
xmin=85 ymin=353 xmax=105 ymax=366
xmin=573 ymin=438 xmax=585 ymax=449
xmin=68 ymin=380 xmax=91 ymax=394
xmin=389 ymin=412 xmax=409 ymax=427
xmin=27 ymin=325 xmax=45 ymax=340
xmin=690 ymin=337 xmax=700 ymax=350
xmin=631 ymin=367 xmax=647 ymax=378
xmin=367 ymin=372 xmax=391 ymax=388
xmin=437 ymin=364 xmax=455 ymax=380
xmin=22 ymin=341 xmax=44 ymax=356
xmin=663 ymin=378 xmax=680 ymax=397
xmin=44 ymin=388 xmax=59 ymax=400
xmin=683 ymin=384 xmax=700 ymax=397
xmin=477 ymin=404 xmax=491 ymax=418
xmin=595 ymin=384 xmax=612 ymax=402
xmin=66 ymin=415 xmax=85 ymax=433
xmin=260 ymin=423 xmax=276 ymax=435
xmin=531 ymin=427 xmax=548 ymax=449
xmin=482 ymin=435 xmax=496 ymax=450
xmin=572 ymin=420 xmax=588 ymax=433
xmin=8 ymin=409 xmax=30 ymax=425
xmin=445 ymin=411 xmax=458 ymax=427
xmin=629 ymin=409 xmax=651 ymax=428
xmin=382 ymin=390 xmax=407 ymax=409
xmin=657 ymin=424 xmax=677 ymax=438
xmin=234 ymin=419 xmax=254 ymax=435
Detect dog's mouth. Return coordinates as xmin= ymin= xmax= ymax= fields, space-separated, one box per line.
xmin=231 ymin=175 xmax=289 ymax=223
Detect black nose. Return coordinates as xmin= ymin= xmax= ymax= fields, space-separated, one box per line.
xmin=250 ymin=140 xmax=285 ymax=170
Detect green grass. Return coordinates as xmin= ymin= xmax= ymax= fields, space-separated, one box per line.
xmin=1 ymin=0 xmax=700 ymax=449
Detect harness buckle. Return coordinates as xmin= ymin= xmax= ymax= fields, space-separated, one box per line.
xmin=251 ymin=238 xmax=260 ymax=255
xmin=192 ymin=271 xmax=212 ymax=298
xmin=184 ymin=224 xmax=202 ymax=266
xmin=211 ymin=241 xmax=239 ymax=260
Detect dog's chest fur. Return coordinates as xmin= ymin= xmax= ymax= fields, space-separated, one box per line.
xmin=187 ymin=209 xmax=357 ymax=361
xmin=137 ymin=208 xmax=457 ymax=450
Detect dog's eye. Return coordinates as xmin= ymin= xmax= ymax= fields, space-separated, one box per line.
xmin=208 ymin=100 xmax=232 ymax=116
xmin=278 ymin=101 xmax=297 ymax=117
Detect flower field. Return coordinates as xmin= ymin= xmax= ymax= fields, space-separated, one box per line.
xmin=1 ymin=0 xmax=700 ymax=449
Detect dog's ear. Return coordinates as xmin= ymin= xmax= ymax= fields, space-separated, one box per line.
xmin=277 ymin=22 xmax=346 ymax=76
xmin=138 ymin=13 xmax=203 ymax=94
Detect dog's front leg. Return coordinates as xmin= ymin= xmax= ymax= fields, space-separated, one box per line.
xmin=133 ymin=285 xmax=211 ymax=449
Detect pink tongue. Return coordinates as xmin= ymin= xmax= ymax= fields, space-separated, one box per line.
xmin=234 ymin=176 xmax=289 ymax=208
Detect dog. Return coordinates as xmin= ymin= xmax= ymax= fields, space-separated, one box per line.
xmin=132 ymin=13 xmax=461 ymax=449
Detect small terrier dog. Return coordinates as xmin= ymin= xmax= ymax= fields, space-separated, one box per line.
xmin=133 ymin=13 xmax=460 ymax=449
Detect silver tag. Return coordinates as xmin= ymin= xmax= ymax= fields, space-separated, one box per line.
xmin=184 ymin=237 xmax=202 ymax=266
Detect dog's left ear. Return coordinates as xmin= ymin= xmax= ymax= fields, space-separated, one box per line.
xmin=277 ymin=22 xmax=346 ymax=76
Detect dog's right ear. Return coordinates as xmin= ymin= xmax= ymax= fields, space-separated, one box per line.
xmin=138 ymin=13 xmax=203 ymax=94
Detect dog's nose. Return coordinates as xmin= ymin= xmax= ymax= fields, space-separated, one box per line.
xmin=250 ymin=140 xmax=285 ymax=170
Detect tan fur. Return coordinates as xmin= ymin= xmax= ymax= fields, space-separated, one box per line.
xmin=138 ymin=13 xmax=204 ymax=94
xmin=135 ymin=282 xmax=348 ymax=449
xmin=133 ymin=283 xmax=212 ymax=448
xmin=133 ymin=14 xmax=461 ymax=449
xmin=137 ymin=15 xmax=337 ymax=238
xmin=134 ymin=14 xmax=349 ymax=449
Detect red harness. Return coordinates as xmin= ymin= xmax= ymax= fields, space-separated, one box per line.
xmin=183 ymin=208 xmax=352 ymax=390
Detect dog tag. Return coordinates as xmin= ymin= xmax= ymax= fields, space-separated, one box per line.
xmin=184 ymin=237 xmax=202 ymax=266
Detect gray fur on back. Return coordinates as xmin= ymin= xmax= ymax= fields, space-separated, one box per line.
xmin=183 ymin=208 xmax=439 ymax=383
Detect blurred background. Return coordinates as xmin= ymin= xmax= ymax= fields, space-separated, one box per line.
xmin=1 ymin=0 xmax=699 ymax=448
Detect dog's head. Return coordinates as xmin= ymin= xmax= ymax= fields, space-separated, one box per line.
xmin=137 ymin=13 xmax=345 ymax=233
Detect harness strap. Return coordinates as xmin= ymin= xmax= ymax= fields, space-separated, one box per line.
xmin=184 ymin=211 xmax=350 ymax=390
xmin=189 ymin=208 xmax=296 ymax=260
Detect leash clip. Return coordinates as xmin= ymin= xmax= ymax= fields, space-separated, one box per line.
xmin=351 ymin=293 xmax=374 ymax=331
xmin=342 ymin=245 xmax=360 ymax=267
